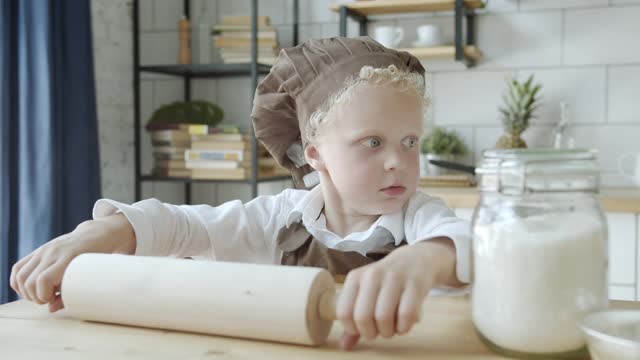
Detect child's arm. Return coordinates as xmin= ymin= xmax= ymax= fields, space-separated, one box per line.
xmin=92 ymin=195 xmax=287 ymax=261
xmin=10 ymin=212 xmax=136 ymax=312
xmin=336 ymin=192 xmax=471 ymax=350
xmin=11 ymin=191 xmax=295 ymax=311
xmin=337 ymin=236 xmax=460 ymax=350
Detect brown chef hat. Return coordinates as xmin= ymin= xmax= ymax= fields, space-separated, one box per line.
xmin=251 ymin=36 xmax=425 ymax=189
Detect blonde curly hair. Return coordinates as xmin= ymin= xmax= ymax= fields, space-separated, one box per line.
xmin=305 ymin=64 xmax=428 ymax=144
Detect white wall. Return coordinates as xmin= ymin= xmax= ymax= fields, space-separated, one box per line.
xmin=92 ymin=0 xmax=640 ymax=204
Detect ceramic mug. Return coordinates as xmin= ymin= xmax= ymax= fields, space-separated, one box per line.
xmin=415 ymin=24 xmax=442 ymax=47
xmin=374 ymin=26 xmax=404 ymax=48
xmin=618 ymin=152 xmax=640 ymax=186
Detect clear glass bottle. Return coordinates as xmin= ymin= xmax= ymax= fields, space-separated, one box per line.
xmin=471 ymin=149 xmax=608 ymax=359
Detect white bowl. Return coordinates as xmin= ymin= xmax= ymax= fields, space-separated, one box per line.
xmin=581 ymin=310 xmax=640 ymax=360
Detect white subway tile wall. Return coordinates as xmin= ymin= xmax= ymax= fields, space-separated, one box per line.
xmin=609 ymin=65 xmax=640 ymax=124
xmin=477 ymin=12 xmax=563 ymax=69
xmin=433 ymin=70 xmax=509 ymax=126
xmin=565 ymin=6 xmax=640 ymax=65
xmin=92 ymin=0 xmax=640 ymax=203
xmin=520 ymin=67 xmax=607 ymax=125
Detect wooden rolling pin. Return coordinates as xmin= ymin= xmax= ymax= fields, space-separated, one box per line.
xmin=61 ymin=254 xmax=337 ymax=345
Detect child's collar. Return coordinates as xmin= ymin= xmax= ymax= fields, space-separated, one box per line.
xmin=285 ymin=185 xmax=406 ymax=245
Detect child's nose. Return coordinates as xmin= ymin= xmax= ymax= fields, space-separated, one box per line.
xmin=384 ymin=149 xmax=406 ymax=171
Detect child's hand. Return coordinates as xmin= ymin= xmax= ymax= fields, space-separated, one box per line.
xmin=9 ymin=213 xmax=136 ymax=312
xmin=336 ymin=238 xmax=460 ymax=350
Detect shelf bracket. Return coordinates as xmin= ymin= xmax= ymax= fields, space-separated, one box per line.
xmin=465 ymin=8 xmax=477 ymax=67
xmin=454 ymin=0 xmax=463 ymax=62
xmin=338 ymin=6 xmax=368 ymax=37
xmin=454 ymin=0 xmax=479 ymax=68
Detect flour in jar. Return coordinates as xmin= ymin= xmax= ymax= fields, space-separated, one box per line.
xmin=472 ymin=211 xmax=608 ymax=354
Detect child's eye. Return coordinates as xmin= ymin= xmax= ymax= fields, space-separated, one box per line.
xmin=362 ymin=137 xmax=382 ymax=148
xmin=403 ymin=137 xmax=419 ymax=148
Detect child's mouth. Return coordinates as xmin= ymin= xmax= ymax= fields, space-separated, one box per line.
xmin=381 ymin=185 xmax=406 ymax=196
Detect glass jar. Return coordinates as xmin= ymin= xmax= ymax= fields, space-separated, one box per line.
xmin=471 ymin=149 xmax=608 ymax=359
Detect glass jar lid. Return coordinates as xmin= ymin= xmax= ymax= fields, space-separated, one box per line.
xmin=476 ymin=148 xmax=600 ymax=195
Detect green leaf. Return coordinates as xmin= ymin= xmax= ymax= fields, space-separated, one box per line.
xmin=421 ymin=128 xmax=468 ymax=155
xmin=147 ymin=100 xmax=225 ymax=128
xmin=499 ymin=74 xmax=542 ymax=132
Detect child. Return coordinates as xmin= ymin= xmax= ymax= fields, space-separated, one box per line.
xmin=10 ymin=37 xmax=470 ymax=350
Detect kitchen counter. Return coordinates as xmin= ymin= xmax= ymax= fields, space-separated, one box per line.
xmin=420 ymin=187 xmax=640 ymax=213
xmin=1 ymin=296 xmax=637 ymax=359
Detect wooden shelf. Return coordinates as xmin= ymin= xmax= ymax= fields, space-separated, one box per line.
xmin=396 ymin=45 xmax=483 ymax=61
xmin=332 ymin=0 xmax=484 ymax=67
xmin=330 ymin=0 xmax=484 ymax=16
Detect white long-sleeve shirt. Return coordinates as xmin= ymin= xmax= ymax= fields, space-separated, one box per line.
xmin=92 ymin=186 xmax=471 ymax=283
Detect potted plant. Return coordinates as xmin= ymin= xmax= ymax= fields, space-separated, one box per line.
xmin=496 ymin=74 xmax=542 ymax=149
xmin=420 ymin=127 xmax=468 ymax=176
xmin=146 ymin=100 xmax=224 ymax=130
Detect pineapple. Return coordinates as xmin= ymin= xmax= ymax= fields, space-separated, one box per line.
xmin=496 ymin=75 xmax=542 ymax=149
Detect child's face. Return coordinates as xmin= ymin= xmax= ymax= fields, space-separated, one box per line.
xmin=310 ymin=84 xmax=424 ymax=215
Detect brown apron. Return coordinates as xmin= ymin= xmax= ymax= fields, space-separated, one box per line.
xmin=276 ymin=220 xmax=407 ymax=280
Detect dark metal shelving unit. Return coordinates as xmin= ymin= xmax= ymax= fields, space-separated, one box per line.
xmin=132 ymin=0 xmax=299 ymax=204
xmin=334 ymin=0 xmax=482 ymax=67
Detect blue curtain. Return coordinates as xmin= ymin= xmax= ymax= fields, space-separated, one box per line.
xmin=0 ymin=0 xmax=101 ymax=304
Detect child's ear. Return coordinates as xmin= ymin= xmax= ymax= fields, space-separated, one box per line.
xmin=304 ymin=144 xmax=326 ymax=171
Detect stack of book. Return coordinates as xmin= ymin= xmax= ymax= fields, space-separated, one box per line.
xmin=213 ymin=15 xmax=280 ymax=65
xmin=147 ymin=123 xmax=289 ymax=180
xmin=186 ymin=126 xmax=251 ymax=180
xmin=148 ymin=123 xmax=212 ymax=178
xmin=184 ymin=124 xmax=289 ymax=180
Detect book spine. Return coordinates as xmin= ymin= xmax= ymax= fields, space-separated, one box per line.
xmin=191 ymin=142 xmax=248 ymax=151
xmin=185 ymin=160 xmax=249 ymax=169
xmin=186 ymin=150 xmax=247 ymax=161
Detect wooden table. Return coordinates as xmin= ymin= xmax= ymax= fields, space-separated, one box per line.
xmin=0 ymin=295 xmax=503 ymax=359
xmin=1 ymin=296 xmax=637 ymax=359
